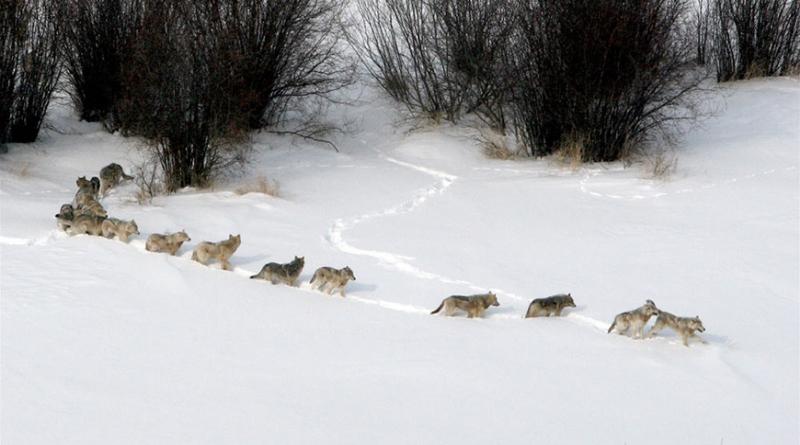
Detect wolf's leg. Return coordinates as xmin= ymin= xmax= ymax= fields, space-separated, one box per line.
xmin=646 ymin=321 xmax=663 ymax=338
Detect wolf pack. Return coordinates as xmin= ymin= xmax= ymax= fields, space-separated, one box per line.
xmin=54 ymin=162 xmax=708 ymax=347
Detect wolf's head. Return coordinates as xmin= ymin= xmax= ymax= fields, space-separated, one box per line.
xmin=564 ymin=293 xmax=576 ymax=307
xmin=690 ymin=316 xmax=705 ymax=333
xmin=486 ymin=292 xmax=499 ymax=307
xmin=76 ymin=176 xmax=91 ymax=188
xmin=342 ymin=266 xmax=355 ymax=281
xmin=643 ymin=299 xmax=659 ymax=316
xmin=293 ymin=256 xmax=305 ymax=267
xmin=177 ymin=230 xmax=191 ymax=242
xmin=228 ymin=234 xmax=241 ymax=247
xmin=127 ymin=220 xmax=140 ymax=236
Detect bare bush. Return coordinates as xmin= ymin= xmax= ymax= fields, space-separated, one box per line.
xmin=213 ymin=0 xmax=354 ymax=130
xmin=62 ymin=0 xmax=143 ymax=125
xmin=712 ymin=0 xmax=800 ymax=81
xmin=2 ymin=0 xmax=62 ymax=144
xmin=352 ymin=0 xmax=514 ymax=126
xmin=508 ymin=0 xmax=706 ymax=162
xmin=118 ymin=0 xmax=250 ymax=192
xmin=132 ymin=156 xmax=162 ymax=205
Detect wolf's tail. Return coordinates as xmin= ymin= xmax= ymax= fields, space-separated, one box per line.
xmin=607 ymin=320 xmax=616 ymax=334
xmin=122 ymin=171 xmax=134 ymax=180
xmin=191 ymin=251 xmax=198 ymax=261
xmin=249 ymin=274 xmax=258 ymax=279
xmin=309 ymin=273 xmax=317 ymax=284
xmin=430 ymin=301 xmax=444 ymax=315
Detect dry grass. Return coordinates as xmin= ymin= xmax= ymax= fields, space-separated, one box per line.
xmin=480 ymin=129 xmax=517 ymax=160
xmin=644 ymin=150 xmax=678 ymax=179
xmin=235 ymin=176 xmax=281 ymax=197
xmin=553 ymin=135 xmax=585 ymax=170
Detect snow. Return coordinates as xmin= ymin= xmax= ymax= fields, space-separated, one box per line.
xmin=1 ymin=78 xmax=798 ymax=444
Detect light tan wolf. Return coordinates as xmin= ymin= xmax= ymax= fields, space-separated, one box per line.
xmin=250 ymin=256 xmax=305 ymax=286
xmin=309 ymin=266 xmax=356 ymax=297
xmin=607 ymin=299 xmax=660 ymax=338
xmin=431 ymin=292 xmax=500 ymax=318
xmin=73 ymin=176 xmax=100 ymax=207
xmin=76 ymin=197 xmax=107 ymax=218
xmin=146 ymin=231 xmax=191 ymax=255
xmin=64 ymin=213 xmax=106 ymax=236
xmin=525 ymin=293 xmax=576 ymax=318
xmin=646 ymin=311 xmax=706 ymax=346
xmin=99 ymin=162 xmax=134 ymax=196
xmin=55 ymin=203 xmax=75 ymax=231
xmin=101 ymin=218 xmax=140 ymax=242
xmin=191 ymin=234 xmax=241 ymax=270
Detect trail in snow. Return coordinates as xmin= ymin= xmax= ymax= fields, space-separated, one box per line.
xmin=324 ymin=150 xmax=618 ymax=328
xmin=578 ymin=165 xmax=797 ymax=201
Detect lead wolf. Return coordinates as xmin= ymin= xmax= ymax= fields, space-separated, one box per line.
xmin=191 ymin=234 xmax=241 ymax=270
xmin=250 ymin=256 xmax=305 ymax=286
xmin=647 ymin=310 xmax=706 ymax=347
xmin=525 ymin=293 xmax=576 ymax=318
xmin=431 ymin=292 xmax=499 ymax=318
xmin=309 ymin=266 xmax=355 ymax=297
xmin=607 ymin=299 xmax=659 ymax=338
xmin=99 ymin=162 xmax=134 ymax=196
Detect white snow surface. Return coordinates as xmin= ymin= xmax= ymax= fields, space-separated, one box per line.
xmin=1 ymin=79 xmax=798 ymax=444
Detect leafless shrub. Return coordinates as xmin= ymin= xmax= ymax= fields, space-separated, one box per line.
xmin=1 ymin=0 xmax=62 ymax=144
xmin=711 ymin=0 xmax=800 ymax=81
xmin=352 ymin=0 xmax=514 ymax=127
xmin=646 ymin=150 xmax=679 ymax=179
xmin=478 ymin=128 xmax=517 ymax=159
xmin=62 ymin=0 xmax=143 ymax=126
xmin=132 ymin=156 xmax=162 ymax=205
xmin=508 ymin=0 xmax=706 ymax=162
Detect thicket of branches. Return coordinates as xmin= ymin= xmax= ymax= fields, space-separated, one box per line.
xmin=710 ymin=0 xmax=799 ymax=81
xmin=352 ymin=0 xmax=514 ymax=127
xmin=355 ymin=0 xmax=705 ymax=162
xmin=117 ymin=0 xmax=352 ymax=191
xmin=62 ymin=0 xmax=143 ymax=126
xmin=509 ymin=0 xmax=704 ymax=161
xmin=0 ymin=0 xmax=62 ymax=146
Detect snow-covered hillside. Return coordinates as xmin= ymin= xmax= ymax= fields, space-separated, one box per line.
xmin=1 ymin=78 xmax=798 ymax=444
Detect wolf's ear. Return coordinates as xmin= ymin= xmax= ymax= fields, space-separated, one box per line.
xmin=568 ymin=293 xmax=571 ymax=297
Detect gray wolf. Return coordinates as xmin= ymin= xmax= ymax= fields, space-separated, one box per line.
xmin=607 ymin=299 xmax=660 ymax=338
xmin=309 ymin=266 xmax=356 ymax=297
xmin=73 ymin=176 xmax=100 ymax=207
xmin=647 ymin=311 xmax=706 ymax=346
xmin=55 ymin=203 xmax=75 ymax=231
xmin=146 ymin=231 xmax=191 ymax=255
xmin=191 ymin=234 xmax=241 ymax=270
xmin=101 ymin=218 xmax=139 ymax=242
xmin=64 ymin=213 xmax=106 ymax=236
xmin=99 ymin=163 xmax=134 ymax=196
xmin=76 ymin=197 xmax=107 ymax=218
xmin=250 ymin=256 xmax=305 ymax=286
xmin=525 ymin=293 xmax=576 ymax=318
xmin=431 ymin=292 xmax=499 ymax=318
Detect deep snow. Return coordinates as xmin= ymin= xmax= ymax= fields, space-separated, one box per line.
xmin=1 ymin=79 xmax=798 ymax=444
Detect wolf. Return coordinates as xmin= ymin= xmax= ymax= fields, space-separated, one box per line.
xmin=76 ymin=197 xmax=107 ymax=218
xmin=146 ymin=231 xmax=191 ymax=255
xmin=525 ymin=293 xmax=576 ymax=318
xmin=309 ymin=266 xmax=356 ymax=297
xmin=99 ymin=162 xmax=134 ymax=196
xmin=73 ymin=176 xmax=100 ymax=207
xmin=191 ymin=234 xmax=241 ymax=270
xmin=55 ymin=203 xmax=76 ymax=231
xmin=101 ymin=217 xmax=139 ymax=242
xmin=647 ymin=311 xmax=706 ymax=346
xmin=250 ymin=256 xmax=305 ymax=286
xmin=607 ymin=299 xmax=660 ymax=338
xmin=64 ymin=213 xmax=106 ymax=236
xmin=431 ymin=292 xmax=499 ymax=318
